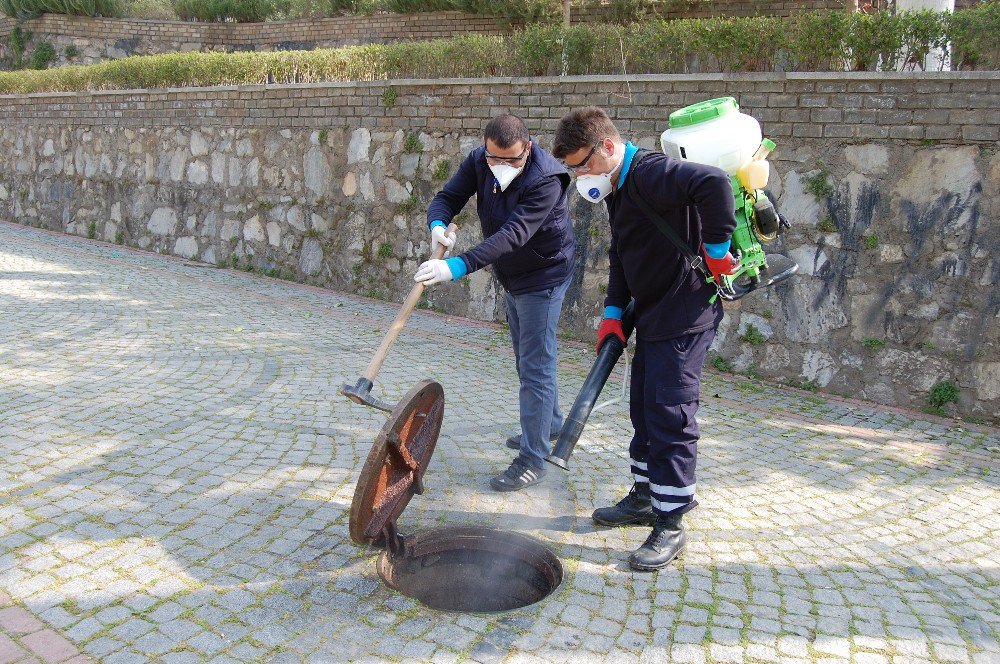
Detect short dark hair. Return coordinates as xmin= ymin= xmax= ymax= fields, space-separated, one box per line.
xmin=484 ymin=114 xmax=529 ymax=150
xmin=552 ymin=106 xmax=622 ymax=159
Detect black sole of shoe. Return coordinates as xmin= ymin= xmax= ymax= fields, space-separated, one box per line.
xmin=489 ymin=478 xmax=545 ymax=492
xmin=628 ymin=547 xmax=686 ymax=571
xmin=592 ymin=514 xmax=657 ymax=527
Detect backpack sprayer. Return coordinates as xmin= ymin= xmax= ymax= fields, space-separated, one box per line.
xmin=546 ymin=97 xmax=799 ymax=470
xmin=660 ymin=97 xmax=798 ymax=300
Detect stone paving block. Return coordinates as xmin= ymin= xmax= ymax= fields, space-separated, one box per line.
xmin=0 ymin=607 xmax=45 ymax=634
xmin=674 ymin=624 xmax=707 ymax=644
xmin=671 ymin=643 xmax=708 ymax=664
xmin=0 ymin=225 xmax=998 ymax=664
xmin=21 ymin=629 xmax=78 ymax=662
xmin=0 ymin=633 xmax=27 ymax=664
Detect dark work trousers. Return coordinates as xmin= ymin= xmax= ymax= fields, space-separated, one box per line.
xmin=628 ymin=326 xmax=716 ymax=517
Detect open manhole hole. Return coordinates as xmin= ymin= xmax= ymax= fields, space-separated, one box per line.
xmin=350 ymin=380 xmax=563 ymax=613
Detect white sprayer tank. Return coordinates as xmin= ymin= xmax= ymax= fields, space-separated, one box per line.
xmin=660 ymin=97 xmax=762 ymax=175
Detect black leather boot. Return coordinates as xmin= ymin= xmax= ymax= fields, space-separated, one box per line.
xmin=628 ymin=514 xmax=687 ymax=571
xmin=592 ymin=483 xmax=655 ymax=527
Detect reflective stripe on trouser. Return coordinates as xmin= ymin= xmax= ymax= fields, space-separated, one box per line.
xmin=628 ymin=327 xmax=716 ymax=517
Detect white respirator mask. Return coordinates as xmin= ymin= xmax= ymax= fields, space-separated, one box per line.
xmin=575 ymin=149 xmax=622 ymax=204
xmin=576 ymin=172 xmax=615 ymax=203
xmin=490 ymin=164 xmax=523 ymax=192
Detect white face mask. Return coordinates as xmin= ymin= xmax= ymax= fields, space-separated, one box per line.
xmin=576 ymin=173 xmax=614 ymax=203
xmin=575 ymin=149 xmax=622 ymax=204
xmin=490 ymin=163 xmax=523 ymax=192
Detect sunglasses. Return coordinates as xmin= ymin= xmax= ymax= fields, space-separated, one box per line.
xmin=563 ymin=143 xmax=601 ymax=174
xmin=484 ymin=145 xmax=529 ymax=165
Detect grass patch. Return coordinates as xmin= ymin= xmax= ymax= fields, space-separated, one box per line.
xmin=927 ymin=379 xmax=959 ymax=415
xmin=395 ymin=195 xmax=420 ymax=215
xmin=739 ymin=323 xmax=767 ymax=346
xmin=403 ymin=132 xmax=423 ymax=153
xmin=805 ymin=161 xmax=833 ymax=199
xmin=816 ymin=216 xmax=837 ymax=233
xmin=862 ymin=233 xmax=879 ymax=250
xmin=709 ymin=355 xmax=733 ymax=373
xmin=431 ymin=158 xmax=451 ymax=181
xmin=861 ymin=337 xmax=885 ymax=351
xmin=381 ymin=84 xmax=397 ymax=107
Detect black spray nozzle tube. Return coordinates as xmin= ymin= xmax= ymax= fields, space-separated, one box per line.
xmin=545 ymin=300 xmax=636 ymax=470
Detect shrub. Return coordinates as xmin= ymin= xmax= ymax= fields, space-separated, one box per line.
xmin=1 ymin=7 xmax=997 ymax=92
xmin=1 ymin=0 xmax=122 ymax=18
xmin=7 ymin=26 xmax=28 ymax=69
xmin=64 ymin=44 xmax=79 ymax=59
xmin=122 ymin=0 xmax=176 ymax=18
xmin=29 ymin=40 xmax=55 ymax=70
xmin=928 ymin=380 xmax=959 ymax=413
xmin=172 ymin=0 xmax=275 ymax=22
xmin=948 ymin=1 xmax=1000 ymax=70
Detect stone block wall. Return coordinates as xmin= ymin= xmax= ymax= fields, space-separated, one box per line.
xmin=0 ymin=72 xmax=997 ymax=418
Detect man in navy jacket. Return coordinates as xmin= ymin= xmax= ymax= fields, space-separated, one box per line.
xmin=414 ymin=114 xmax=576 ymax=491
xmin=553 ymin=106 xmax=739 ymax=570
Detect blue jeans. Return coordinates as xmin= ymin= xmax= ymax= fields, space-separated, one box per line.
xmin=504 ymin=275 xmax=571 ymax=469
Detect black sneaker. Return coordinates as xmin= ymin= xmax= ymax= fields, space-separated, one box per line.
xmin=505 ymin=426 xmax=564 ymax=450
xmin=592 ymin=483 xmax=655 ymax=527
xmin=628 ymin=515 xmax=687 ymax=571
xmin=489 ymin=458 xmax=547 ymax=492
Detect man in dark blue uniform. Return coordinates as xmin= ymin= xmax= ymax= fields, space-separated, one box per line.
xmin=414 ymin=114 xmax=576 ymax=492
xmin=553 ymin=107 xmax=739 ymax=570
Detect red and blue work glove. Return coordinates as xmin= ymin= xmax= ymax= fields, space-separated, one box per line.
xmin=702 ymin=241 xmax=741 ymax=286
xmin=596 ymin=305 xmax=626 ymax=352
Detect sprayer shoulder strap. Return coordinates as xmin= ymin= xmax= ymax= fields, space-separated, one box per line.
xmin=625 ymin=150 xmax=714 ymax=284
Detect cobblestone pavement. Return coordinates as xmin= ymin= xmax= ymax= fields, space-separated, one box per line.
xmin=1 ymin=221 xmax=998 ymax=664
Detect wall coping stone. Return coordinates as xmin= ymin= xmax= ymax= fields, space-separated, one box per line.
xmin=3 ymin=71 xmax=998 ymax=102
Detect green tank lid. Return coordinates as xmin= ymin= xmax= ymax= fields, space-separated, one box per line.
xmin=668 ymin=97 xmax=739 ymax=129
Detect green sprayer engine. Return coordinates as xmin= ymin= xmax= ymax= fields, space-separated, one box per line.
xmin=661 ymin=97 xmax=798 ymax=299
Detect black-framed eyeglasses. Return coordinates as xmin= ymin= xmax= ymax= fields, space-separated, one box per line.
xmin=563 ymin=143 xmax=600 ymax=174
xmin=484 ymin=145 xmax=529 ymax=165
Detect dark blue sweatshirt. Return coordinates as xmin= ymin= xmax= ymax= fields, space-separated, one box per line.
xmin=426 ymin=142 xmax=575 ymax=295
xmin=605 ymin=149 xmax=736 ymax=341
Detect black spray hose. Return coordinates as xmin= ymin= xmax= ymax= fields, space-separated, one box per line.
xmin=545 ymin=299 xmax=636 ymax=470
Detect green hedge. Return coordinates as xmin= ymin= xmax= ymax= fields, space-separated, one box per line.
xmin=0 ymin=0 xmax=561 ymax=21
xmin=172 ymin=0 xmax=274 ymax=21
xmin=1 ymin=6 xmax=997 ymax=92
